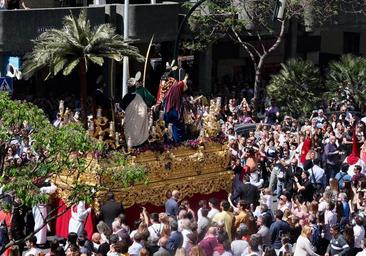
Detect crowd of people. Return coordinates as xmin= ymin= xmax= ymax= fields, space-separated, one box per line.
xmin=3 ymin=62 xmax=366 ymax=256
xmin=219 ymin=96 xmax=366 ymax=255
xmin=9 ymin=91 xmax=366 ymax=256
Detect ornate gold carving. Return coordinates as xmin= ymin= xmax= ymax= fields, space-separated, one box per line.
xmin=111 ymin=171 xmax=233 ymax=208
xmin=54 ymin=142 xmax=232 ymax=210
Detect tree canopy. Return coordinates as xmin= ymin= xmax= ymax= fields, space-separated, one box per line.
xmin=327 ymin=54 xmax=366 ymax=111
xmin=0 ymin=92 xmax=147 ymax=248
xmin=182 ymin=0 xmax=358 ymax=109
xmin=267 ymin=58 xmax=322 ymax=118
xmin=21 ymin=9 xmax=145 ymax=126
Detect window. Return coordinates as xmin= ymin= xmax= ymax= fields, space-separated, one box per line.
xmin=343 ymin=32 xmax=360 ymax=54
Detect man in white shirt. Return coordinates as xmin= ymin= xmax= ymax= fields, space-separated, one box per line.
xmin=24 ymin=236 xmax=39 ymax=256
xmin=148 ymin=213 xmax=162 ymax=253
xmin=309 ymin=159 xmax=326 ymax=188
xmin=197 ymin=200 xmax=207 ymax=222
xmin=324 ymin=202 xmax=337 ymax=241
xmin=356 ymin=238 xmax=366 ymax=256
xmin=354 ymin=216 xmax=366 ymax=255
xmin=207 ymin=198 xmax=220 ymax=219
xmin=128 ymin=232 xmax=144 ymax=256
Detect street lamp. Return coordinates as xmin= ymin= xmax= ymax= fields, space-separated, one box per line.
xmin=122 ymin=0 xmax=130 ymax=98
xmin=273 ymin=0 xmax=287 ymax=21
xmin=173 ymin=0 xmax=208 ymax=62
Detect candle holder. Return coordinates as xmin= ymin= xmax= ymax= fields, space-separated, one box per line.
xmin=109 ymin=121 xmax=115 ymax=138
xmin=88 ymin=111 xmax=124 ymax=150
xmin=59 ymin=100 xmax=65 ymax=116
xmin=97 ymin=108 xmax=102 ymax=119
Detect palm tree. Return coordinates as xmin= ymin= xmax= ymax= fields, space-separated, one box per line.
xmin=267 ymin=58 xmax=323 ymax=118
xmin=21 ymin=10 xmax=144 ymax=126
xmin=327 ymin=54 xmax=366 ymax=111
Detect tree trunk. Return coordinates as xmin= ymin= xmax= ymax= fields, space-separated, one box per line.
xmin=78 ymin=60 xmax=88 ymax=128
xmin=253 ymin=20 xmax=286 ymax=114
xmin=253 ymin=56 xmax=265 ymax=113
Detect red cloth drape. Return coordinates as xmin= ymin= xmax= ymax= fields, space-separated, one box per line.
xmin=123 ymin=190 xmax=228 ymax=227
xmin=54 ymin=199 xmax=94 ymax=240
xmin=347 ymin=128 xmax=360 ymax=165
xmin=54 ymin=190 xmax=228 ymax=235
xmin=300 ymin=137 xmax=312 ymax=164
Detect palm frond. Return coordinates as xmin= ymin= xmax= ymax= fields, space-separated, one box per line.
xmin=21 ymin=9 xmax=144 ymax=80
xmin=268 ymin=58 xmax=321 ymax=118
xmin=86 ymin=54 xmax=104 ymax=66
xmin=327 ymin=54 xmax=366 ymax=109
xmin=63 ymin=58 xmax=80 ymax=76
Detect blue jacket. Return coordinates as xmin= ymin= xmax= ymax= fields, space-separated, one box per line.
xmin=165 ymin=198 xmax=179 ymax=217
xmin=270 ymin=220 xmax=290 ymax=249
xmin=166 ymin=231 xmax=183 ymax=253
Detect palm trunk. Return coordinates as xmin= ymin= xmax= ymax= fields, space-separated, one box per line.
xmin=78 ymin=60 xmax=88 ymax=128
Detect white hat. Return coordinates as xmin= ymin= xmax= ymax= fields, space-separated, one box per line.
xmin=6 ymin=63 xmax=22 ymax=80
xmin=166 ymin=60 xmax=178 ymax=71
xmin=128 ymin=71 xmax=142 ymax=87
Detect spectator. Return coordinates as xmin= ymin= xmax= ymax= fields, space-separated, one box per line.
xmin=197 ymin=208 xmax=210 ymax=241
xmin=335 ymin=164 xmax=352 ymax=190
xmin=324 ymin=201 xmax=337 ymax=243
xmin=245 ymin=234 xmax=261 ymax=256
xmin=100 ymin=192 xmax=124 ymax=228
xmin=354 ymin=215 xmax=366 ymax=254
xmin=294 ymin=170 xmax=315 ymax=202
xmin=269 ymin=210 xmax=290 ymax=251
xmin=294 ymin=225 xmax=319 ymax=256
xmin=208 ymin=198 xmax=220 ymax=220
xmin=153 ymin=236 xmax=170 ymax=256
xmin=199 ymin=227 xmax=218 ymax=256
xmin=325 ymin=224 xmax=350 ymax=256
xmin=230 ymin=230 xmax=248 ymax=256
xmin=24 ymin=236 xmax=39 ymax=256
xmin=166 ymin=220 xmax=183 ymax=254
xmin=256 ymin=215 xmax=271 ymax=249
xmin=128 ymin=232 xmax=144 ymax=256
xmin=212 ymin=200 xmax=234 ymax=241
xmin=324 ymin=136 xmax=342 ymax=181
xmin=213 ymin=232 xmax=232 ymax=256
xmin=165 ymin=190 xmax=180 ymax=218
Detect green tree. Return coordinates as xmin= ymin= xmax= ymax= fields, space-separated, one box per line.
xmin=327 ymin=54 xmax=366 ymax=111
xmin=183 ymin=0 xmax=354 ymax=110
xmin=0 ymin=92 xmax=146 ymax=251
xmin=267 ymin=58 xmax=322 ymax=118
xmin=21 ymin=10 xmax=144 ymax=126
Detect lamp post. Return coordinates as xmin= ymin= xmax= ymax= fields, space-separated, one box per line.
xmin=273 ymin=0 xmax=287 ymax=21
xmin=122 ymin=0 xmax=130 ymax=98
xmin=173 ymin=0 xmax=208 ymax=62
